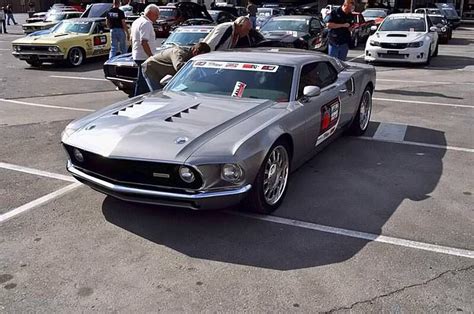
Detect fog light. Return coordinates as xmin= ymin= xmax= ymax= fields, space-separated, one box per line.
xmin=73 ymin=148 xmax=84 ymax=162
xmin=221 ymin=164 xmax=244 ymax=183
xmin=179 ymin=166 xmax=195 ymax=183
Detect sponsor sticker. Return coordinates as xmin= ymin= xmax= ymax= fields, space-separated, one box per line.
xmin=193 ymin=61 xmax=279 ymax=72
xmin=316 ymin=98 xmax=341 ymax=146
xmin=231 ymin=81 xmax=247 ymax=98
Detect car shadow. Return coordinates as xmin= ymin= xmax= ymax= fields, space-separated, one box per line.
xmin=23 ymin=56 xmax=108 ymax=73
xmin=446 ymin=37 xmax=474 ymax=46
xmin=376 ymin=88 xmax=464 ymax=100
xmin=102 ymin=124 xmax=446 ymax=270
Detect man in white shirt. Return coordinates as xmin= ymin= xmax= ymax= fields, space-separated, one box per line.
xmin=130 ymin=4 xmax=159 ymax=96
xmin=203 ymin=16 xmax=252 ymax=51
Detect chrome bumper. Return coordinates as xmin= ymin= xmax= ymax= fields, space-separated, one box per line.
xmin=67 ymin=162 xmax=251 ymax=210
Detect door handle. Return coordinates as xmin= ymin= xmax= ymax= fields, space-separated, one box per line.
xmin=339 ymin=88 xmax=348 ymax=93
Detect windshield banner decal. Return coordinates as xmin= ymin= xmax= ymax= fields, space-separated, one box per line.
xmin=193 ymin=61 xmax=279 ymax=72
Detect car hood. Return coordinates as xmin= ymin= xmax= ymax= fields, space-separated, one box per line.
xmin=23 ymin=21 xmax=57 ymax=27
xmin=13 ymin=32 xmax=87 ymax=44
xmin=261 ymin=30 xmax=307 ymax=40
xmin=372 ymin=31 xmax=427 ymax=43
xmin=63 ymin=92 xmax=275 ymax=162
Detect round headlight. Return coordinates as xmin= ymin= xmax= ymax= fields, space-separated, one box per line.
xmin=179 ymin=166 xmax=195 ymax=183
xmin=73 ymin=148 xmax=84 ymax=162
xmin=221 ymin=164 xmax=244 ymax=183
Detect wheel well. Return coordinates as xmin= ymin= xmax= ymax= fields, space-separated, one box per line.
xmin=68 ymin=46 xmax=86 ymax=57
xmin=276 ymin=134 xmax=294 ymax=161
xmin=365 ymin=82 xmax=374 ymax=94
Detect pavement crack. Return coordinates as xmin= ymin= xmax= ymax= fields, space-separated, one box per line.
xmin=326 ymin=264 xmax=474 ymax=313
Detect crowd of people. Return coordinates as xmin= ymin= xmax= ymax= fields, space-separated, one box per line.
xmin=0 ymin=5 xmax=18 ymax=34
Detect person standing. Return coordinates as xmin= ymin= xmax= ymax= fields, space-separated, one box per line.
xmin=130 ymin=4 xmax=159 ymax=96
xmin=142 ymin=42 xmax=211 ymax=91
xmin=203 ymin=16 xmax=252 ymax=51
xmin=106 ymin=0 xmax=129 ymax=59
xmin=325 ymin=0 xmax=355 ymax=61
xmin=0 ymin=7 xmax=6 ymax=34
xmin=246 ymin=1 xmax=257 ymax=29
xmin=6 ymin=5 xmax=17 ymax=26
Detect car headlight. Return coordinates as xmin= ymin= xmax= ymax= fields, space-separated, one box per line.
xmin=370 ymin=40 xmax=380 ymax=46
xmin=221 ymin=164 xmax=244 ymax=183
xmin=407 ymin=41 xmax=423 ymax=48
xmin=48 ymin=46 xmax=60 ymax=52
xmin=179 ymin=166 xmax=195 ymax=183
xmin=72 ymin=148 xmax=84 ymax=163
xmin=12 ymin=45 xmax=20 ymax=52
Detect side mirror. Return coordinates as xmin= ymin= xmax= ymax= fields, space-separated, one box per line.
xmin=160 ymin=74 xmax=173 ymax=86
xmin=429 ymin=26 xmax=438 ymax=32
xmin=303 ymin=86 xmax=321 ymax=98
xmin=370 ymin=25 xmax=378 ymax=32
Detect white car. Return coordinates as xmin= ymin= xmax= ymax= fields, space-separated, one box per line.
xmin=365 ymin=13 xmax=439 ymax=65
xmin=321 ymin=5 xmax=340 ymax=20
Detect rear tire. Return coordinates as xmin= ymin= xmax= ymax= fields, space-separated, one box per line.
xmin=348 ymin=87 xmax=372 ymax=136
xmin=245 ymin=141 xmax=290 ymax=214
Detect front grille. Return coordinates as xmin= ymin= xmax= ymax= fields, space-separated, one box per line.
xmin=19 ymin=45 xmax=49 ymax=52
xmin=378 ymin=53 xmax=407 ymax=59
xmin=64 ymin=144 xmax=203 ymax=190
xmin=116 ymin=66 xmax=138 ymax=79
xmin=380 ymin=42 xmax=407 ymax=49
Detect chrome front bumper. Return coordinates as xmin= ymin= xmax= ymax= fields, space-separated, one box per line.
xmin=67 ymin=162 xmax=251 ymax=210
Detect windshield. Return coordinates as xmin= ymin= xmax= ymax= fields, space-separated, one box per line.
xmin=208 ymin=11 xmax=219 ymax=21
xmin=379 ymin=17 xmax=426 ymax=32
xmin=45 ymin=13 xmax=67 ymax=22
xmin=442 ymin=9 xmax=458 ymax=18
xmin=164 ymin=30 xmax=210 ymax=46
xmin=362 ymin=10 xmax=387 ymax=18
xmin=159 ymin=8 xmax=177 ymax=19
xmin=165 ymin=60 xmax=294 ymax=102
xmin=260 ymin=18 xmax=309 ymax=32
xmin=53 ymin=21 xmax=93 ymax=34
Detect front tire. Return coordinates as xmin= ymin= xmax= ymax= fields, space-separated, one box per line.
xmin=348 ymin=87 xmax=372 ymax=136
xmin=433 ymin=42 xmax=439 ymax=57
xmin=245 ymin=141 xmax=290 ymax=214
xmin=67 ymin=47 xmax=84 ymax=67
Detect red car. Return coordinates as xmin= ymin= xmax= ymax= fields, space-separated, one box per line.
xmin=154 ymin=2 xmax=213 ymax=37
xmin=350 ymin=12 xmax=375 ymax=48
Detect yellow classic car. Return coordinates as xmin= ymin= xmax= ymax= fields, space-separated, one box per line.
xmin=12 ymin=18 xmax=113 ymax=67
xmin=22 ymin=11 xmax=82 ymax=34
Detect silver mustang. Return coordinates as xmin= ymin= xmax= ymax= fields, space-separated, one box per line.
xmin=62 ymin=48 xmax=375 ymax=213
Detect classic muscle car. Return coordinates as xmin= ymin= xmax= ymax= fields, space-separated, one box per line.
xmin=63 ymin=48 xmax=375 ymax=213
xmin=22 ymin=11 xmax=82 ymax=34
xmin=13 ymin=18 xmax=111 ymax=67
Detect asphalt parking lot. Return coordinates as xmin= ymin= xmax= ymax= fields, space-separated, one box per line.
xmin=1 ymin=17 xmax=473 ymax=312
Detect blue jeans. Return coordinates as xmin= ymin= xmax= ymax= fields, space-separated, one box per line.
xmin=328 ymin=43 xmax=349 ymax=61
xmin=7 ymin=13 xmax=16 ymax=25
xmin=134 ymin=60 xmax=149 ymax=96
xmin=109 ymin=28 xmax=127 ymax=59
xmin=249 ymin=16 xmax=256 ymax=29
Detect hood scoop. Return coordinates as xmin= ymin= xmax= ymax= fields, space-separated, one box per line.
xmin=112 ymin=100 xmax=167 ymax=118
xmin=165 ymin=103 xmax=200 ymax=122
xmin=386 ymin=34 xmax=408 ymax=37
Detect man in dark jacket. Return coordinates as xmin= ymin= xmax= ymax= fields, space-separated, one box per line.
xmin=142 ymin=42 xmax=211 ymax=91
xmin=326 ymin=0 xmax=354 ymax=61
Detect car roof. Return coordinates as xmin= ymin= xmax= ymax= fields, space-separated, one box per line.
xmin=65 ymin=17 xmax=105 ymax=23
xmin=386 ymin=13 xmax=425 ymax=18
xmin=192 ymin=48 xmax=330 ymax=66
xmin=428 ymin=14 xmax=445 ymax=17
xmin=272 ymin=15 xmax=313 ymax=19
xmin=177 ymin=25 xmax=215 ymax=30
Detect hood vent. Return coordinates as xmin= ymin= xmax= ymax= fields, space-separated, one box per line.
xmin=113 ymin=100 xmax=143 ymax=116
xmin=386 ymin=34 xmax=408 ymax=37
xmin=165 ymin=103 xmax=200 ymax=122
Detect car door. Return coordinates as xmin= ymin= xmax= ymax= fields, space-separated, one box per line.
xmin=425 ymin=16 xmax=438 ymax=52
xmin=298 ymin=62 xmax=352 ymax=148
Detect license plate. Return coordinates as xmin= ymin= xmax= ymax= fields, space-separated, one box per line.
xmin=387 ymin=50 xmax=399 ymax=55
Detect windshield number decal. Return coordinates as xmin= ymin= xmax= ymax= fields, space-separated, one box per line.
xmin=231 ymin=81 xmax=247 ymax=98
xmin=194 ymin=61 xmax=279 ymax=72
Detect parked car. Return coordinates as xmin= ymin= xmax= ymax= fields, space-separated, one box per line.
xmin=256 ymin=7 xmax=283 ymax=30
xmin=295 ymin=2 xmax=320 ymax=15
xmin=25 ymin=12 xmax=47 ymax=24
xmin=362 ymin=8 xmax=389 ymax=25
xmin=414 ymin=8 xmax=443 ymax=15
xmin=435 ymin=3 xmax=461 ymax=29
xmin=80 ymin=3 xmax=112 ymax=18
xmin=428 ymin=14 xmax=452 ymax=43
xmin=104 ymin=25 xmax=215 ymax=95
xmin=350 ymin=12 xmax=375 ymax=48
xmin=63 ymin=48 xmax=375 ymax=213
xmin=13 ymin=18 xmax=112 ymax=67
xmin=259 ymin=15 xmax=328 ymax=51
xmin=365 ymin=13 xmax=439 ymax=65
xmin=104 ymin=25 xmax=302 ymax=95
xmin=22 ymin=11 xmax=82 ymax=34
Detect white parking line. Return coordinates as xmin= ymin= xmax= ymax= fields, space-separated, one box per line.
xmin=231 ymin=212 xmax=474 ymax=259
xmin=347 ymin=53 xmax=365 ymax=62
xmin=0 ymin=98 xmax=95 ymax=112
xmin=373 ymin=123 xmax=407 ymax=142
xmin=0 ymin=183 xmax=81 ymax=224
xmin=0 ymin=48 xmax=10 ymax=51
xmin=359 ymin=136 xmax=474 ymax=153
xmin=50 ymin=75 xmax=108 ymax=82
xmin=373 ymin=97 xmax=474 ymax=109
xmin=0 ymin=162 xmax=76 ymax=182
